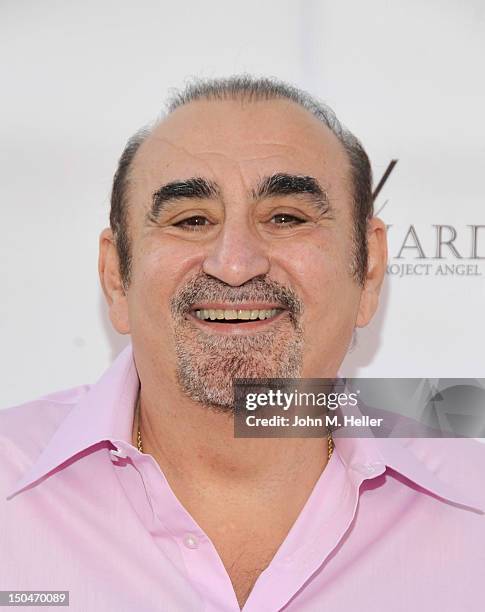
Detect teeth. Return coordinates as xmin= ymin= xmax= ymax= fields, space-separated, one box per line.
xmin=194 ymin=308 xmax=280 ymax=321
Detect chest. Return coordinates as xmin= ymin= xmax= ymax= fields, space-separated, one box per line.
xmin=215 ymin=535 xmax=280 ymax=609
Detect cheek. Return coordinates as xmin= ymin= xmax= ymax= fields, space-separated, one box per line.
xmin=129 ymin=244 xmax=183 ymax=328
xmin=275 ymin=232 xmax=349 ymax=298
xmin=128 ymin=240 xmax=201 ymax=325
xmin=273 ymin=234 xmax=361 ymax=331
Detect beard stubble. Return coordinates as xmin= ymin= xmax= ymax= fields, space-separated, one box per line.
xmin=171 ymin=274 xmax=305 ymax=412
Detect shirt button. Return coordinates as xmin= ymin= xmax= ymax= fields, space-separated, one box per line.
xmin=110 ymin=447 xmax=128 ymax=460
xmin=183 ymin=534 xmax=199 ymax=550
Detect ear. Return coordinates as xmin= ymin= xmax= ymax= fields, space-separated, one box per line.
xmin=98 ymin=228 xmax=130 ymax=334
xmin=356 ymin=217 xmax=388 ymax=327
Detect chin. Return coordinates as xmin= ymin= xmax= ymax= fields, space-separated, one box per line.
xmin=176 ymin=345 xmax=303 ymax=413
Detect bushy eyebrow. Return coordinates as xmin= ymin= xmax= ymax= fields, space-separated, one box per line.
xmin=147 ymin=173 xmax=331 ymax=222
xmin=253 ymin=173 xmax=331 ymax=216
xmin=148 ymin=177 xmax=219 ymax=222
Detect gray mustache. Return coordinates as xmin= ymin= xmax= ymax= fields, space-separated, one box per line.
xmin=171 ymin=274 xmax=303 ymax=317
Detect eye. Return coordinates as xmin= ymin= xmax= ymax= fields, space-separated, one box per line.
xmin=173 ymin=216 xmax=212 ymax=230
xmin=269 ymin=213 xmax=306 ymax=226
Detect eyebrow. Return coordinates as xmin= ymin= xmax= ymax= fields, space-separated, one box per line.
xmin=147 ymin=173 xmax=331 ymax=222
xmin=253 ymin=173 xmax=331 ymax=216
xmin=148 ymin=177 xmax=219 ymax=222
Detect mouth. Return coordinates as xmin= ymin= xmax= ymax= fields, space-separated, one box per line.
xmin=186 ymin=304 xmax=288 ymax=334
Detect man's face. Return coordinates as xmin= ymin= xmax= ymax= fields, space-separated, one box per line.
xmin=102 ymin=98 xmax=384 ymax=410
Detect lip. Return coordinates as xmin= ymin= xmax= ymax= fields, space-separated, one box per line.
xmin=186 ymin=307 xmax=288 ymax=334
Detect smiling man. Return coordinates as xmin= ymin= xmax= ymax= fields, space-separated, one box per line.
xmin=1 ymin=76 xmax=484 ymax=612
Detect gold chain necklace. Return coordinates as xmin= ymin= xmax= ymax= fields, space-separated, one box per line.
xmin=136 ymin=402 xmax=334 ymax=461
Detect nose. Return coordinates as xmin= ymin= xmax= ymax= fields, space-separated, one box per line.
xmin=202 ymin=218 xmax=271 ymax=286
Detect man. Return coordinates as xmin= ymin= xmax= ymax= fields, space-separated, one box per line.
xmin=1 ymin=76 xmax=484 ymax=612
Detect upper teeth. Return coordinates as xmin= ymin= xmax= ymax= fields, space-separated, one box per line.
xmin=194 ymin=308 xmax=280 ymax=321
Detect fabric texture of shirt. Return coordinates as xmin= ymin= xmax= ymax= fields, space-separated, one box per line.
xmin=1 ymin=344 xmax=484 ymax=611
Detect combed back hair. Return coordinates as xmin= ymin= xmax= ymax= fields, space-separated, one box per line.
xmin=110 ymin=75 xmax=373 ymax=289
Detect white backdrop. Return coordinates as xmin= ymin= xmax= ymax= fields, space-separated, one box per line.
xmin=1 ymin=0 xmax=484 ymax=408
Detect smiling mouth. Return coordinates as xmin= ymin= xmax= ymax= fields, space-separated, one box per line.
xmin=187 ymin=306 xmax=287 ymax=330
xmin=194 ymin=307 xmax=282 ymax=321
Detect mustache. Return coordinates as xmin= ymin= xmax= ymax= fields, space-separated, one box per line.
xmin=170 ymin=273 xmax=303 ymax=319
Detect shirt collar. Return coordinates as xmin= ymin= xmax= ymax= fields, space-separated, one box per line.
xmin=8 ymin=345 xmax=485 ymax=513
xmin=333 ymin=390 xmax=485 ymax=513
xmin=8 ymin=344 xmax=139 ymax=498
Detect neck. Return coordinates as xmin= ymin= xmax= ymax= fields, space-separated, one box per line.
xmin=132 ymin=387 xmax=330 ymax=491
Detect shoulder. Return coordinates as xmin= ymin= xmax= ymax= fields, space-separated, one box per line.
xmin=0 ymin=385 xmax=91 ymax=475
xmin=407 ymin=436 xmax=485 ymax=511
xmin=409 ymin=436 xmax=485 ymax=470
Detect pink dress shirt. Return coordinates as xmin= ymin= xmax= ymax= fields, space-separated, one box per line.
xmin=1 ymin=345 xmax=484 ymax=611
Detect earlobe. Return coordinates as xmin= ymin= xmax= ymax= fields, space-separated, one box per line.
xmin=356 ymin=218 xmax=388 ymax=328
xmin=98 ymin=228 xmax=131 ymax=334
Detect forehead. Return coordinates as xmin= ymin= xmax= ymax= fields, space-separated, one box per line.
xmin=131 ymin=98 xmax=351 ymax=189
